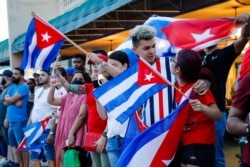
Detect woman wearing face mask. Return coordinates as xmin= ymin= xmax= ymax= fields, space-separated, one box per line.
xmin=47 ymin=70 xmax=92 ymax=167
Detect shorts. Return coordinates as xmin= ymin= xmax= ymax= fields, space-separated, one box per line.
xmin=181 ymin=144 xmax=215 ymax=167
xmin=8 ymin=120 xmax=27 ymax=147
xmin=30 ymin=129 xmax=55 ymax=161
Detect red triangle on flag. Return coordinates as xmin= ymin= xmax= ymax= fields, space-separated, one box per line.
xmin=41 ymin=117 xmax=50 ymax=129
xmin=34 ymin=16 xmax=65 ymax=49
xmin=137 ymin=59 xmax=171 ymax=86
xmin=17 ymin=137 xmax=27 ymax=151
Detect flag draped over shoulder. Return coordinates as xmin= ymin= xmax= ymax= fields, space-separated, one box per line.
xmin=116 ymin=16 xmax=239 ymax=58
xmin=17 ymin=117 xmax=50 ymax=151
xmin=20 ymin=16 xmax=65 ymax=70
xmin=93 ymin=58 xmax=171 ymax=123
xmin=116 ymin=99 xmax=190 ymax=167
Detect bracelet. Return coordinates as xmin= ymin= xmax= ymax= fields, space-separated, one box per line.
xmin=49 ymin=131 xmax=55 ymax=135
xmin=246 ymin=124 xmax=250 ymax=135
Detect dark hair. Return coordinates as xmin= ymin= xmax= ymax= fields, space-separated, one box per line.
xmin=41 ymin=68 xmax=52 ymax=75
xmin=109 ymin=51 xmax=130 ymax=66
xmin=177 ymin=49 xmax=201 ymax=82
xmin=73 ymin=70 xmax=92 ymax=83
xmin=73 ymin=54 xmax=86 ymax=63
xmin=92 ymin=49 xmax=108 ymax=57
xmin=56 ymin=67 xmax=66 ymax=78
xmin=28 ymin=78 xmax=36 ymax=84
xmin=14 ymin=67 xmax=25 ymax=75
xmin=177 ymin=49 xmax=214 ymax=85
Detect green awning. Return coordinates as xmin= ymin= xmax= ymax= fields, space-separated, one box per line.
xmin=11 ymin=0 xmax=132 ymax=53
xmin=0 ymin=39 xmax=10 ymax=63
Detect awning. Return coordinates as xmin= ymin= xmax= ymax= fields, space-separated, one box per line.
xmin=11 ymin=0 xmax=132 ymax=53
xmin=0 ymin=39 xmax=10 ymax=65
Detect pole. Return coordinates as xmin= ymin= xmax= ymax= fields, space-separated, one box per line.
xmin=31 ymin=11 xmax=88 ymax=55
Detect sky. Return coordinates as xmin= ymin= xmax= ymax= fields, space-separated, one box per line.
xmin=0 ymin=0 xmax=8 ymax=41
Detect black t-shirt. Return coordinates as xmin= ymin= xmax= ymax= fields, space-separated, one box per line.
xmin=201 ymin=44 xmax=237 ymax=111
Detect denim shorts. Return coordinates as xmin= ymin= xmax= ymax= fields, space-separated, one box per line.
xmin=30 ymin=129 xmax=55 ymax=160
xmin=8 ymin=120 xmax=27 ymax=147
xmin=106 ymin=136 xmax=124 ymax=167
xmin=181 ymin=144 xmax=215 ymax=167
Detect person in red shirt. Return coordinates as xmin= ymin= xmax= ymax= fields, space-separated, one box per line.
xmin=86 ymin=54 xmax=110 ymax=167
xmin=170 ymin=49 xmax=221 ymax=167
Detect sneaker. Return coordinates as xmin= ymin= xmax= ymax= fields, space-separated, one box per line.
xmin=40 ymin=160 xmax=48 ymax=167
xmin=0 ymin=158 xmax=8 ymax=165
xmin=1 ymin=160 xmax=19 ymax=167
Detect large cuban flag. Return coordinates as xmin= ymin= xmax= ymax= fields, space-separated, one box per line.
xmin=116 ymin=16 xmax=240 ymax=57
xmin=93 ymin=58 xmax=171 ymax=123
xmin=116 ymin=98 xmax=190 ymax=167
xmin=20 ymin=16 xmax=65 ymax=70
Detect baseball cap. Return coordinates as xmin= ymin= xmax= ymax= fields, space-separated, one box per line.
xmin=66 ymin=67 xmax=75 ymax=76
xmin=2 ymin=70 xmax=13 ymax=77
xmin=33 ymin=69 xmax=41 ymax=75
xmin=87 ymin=54 xmax=108 ymax=64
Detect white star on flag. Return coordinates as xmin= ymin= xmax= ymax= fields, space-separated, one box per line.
xmin=191 ymin=28 xmax=215 ymax=42
xmin=162 ymin=159 xmax=172 ymax=165
xmin=41 ymin=32 xmax=51 ymax=43
xmin=144 ymin=72 xmax=154 ymax=82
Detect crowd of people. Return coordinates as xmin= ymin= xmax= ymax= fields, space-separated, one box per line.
xmin=0 ymin=12 xmax=249 ymax=167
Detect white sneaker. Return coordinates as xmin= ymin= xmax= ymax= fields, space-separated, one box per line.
xmin=0 ymin=158 xmax=7 ymax=164
xmin=0 ymin=158 xmax=8 ymax=167
xmin=40 ymin=160 xmax=48 ymax=167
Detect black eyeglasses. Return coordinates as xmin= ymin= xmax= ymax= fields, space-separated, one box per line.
xmin=170 ymin=57 xmax=182 ymax=69
xmin=170 ymin=57 xmax=177 ymax=64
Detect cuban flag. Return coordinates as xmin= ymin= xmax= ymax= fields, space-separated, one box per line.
xmin=93 ymin=58 xmax=171 ymax=123
xmin=17 ymin=137 xmax=46 ymax=152
xmin=116 ymin=16 xmax=240 ymax=58
xmin=20 ymin=16 xmax=65 ymax=70
xmin=21 ymin=117 xmax=50 ymax=146
xmin=121 ymin=112 xmax=148 ymax=152
xmin=162 ymin=18 xmax=239 ymax=51
xmin=116 ymin=98 xmax=190 ymax=167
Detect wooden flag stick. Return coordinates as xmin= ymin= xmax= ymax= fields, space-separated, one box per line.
xmin=31 ymin=11 xmax=88 ymax=55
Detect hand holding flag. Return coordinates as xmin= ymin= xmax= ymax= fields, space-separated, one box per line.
xmin=116 ymin=16 xmax=241 ymax=58
xmin=20 ymin=15 xmax=66 ymax=70
xmin=93 ymin=58 xmax=171 ymax=123
xmin=17 ymin=116 xmax=50 ymax=151
xmin=20 ymin=12 xmax=89 ymax=70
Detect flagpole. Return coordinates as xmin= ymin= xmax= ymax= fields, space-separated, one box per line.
xmin=139 ymin=57 xmax=190 ymax=100
xmin=31 ymin=11 xmax=88 ymax=55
